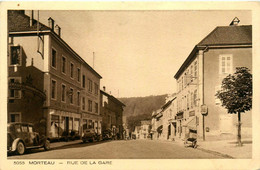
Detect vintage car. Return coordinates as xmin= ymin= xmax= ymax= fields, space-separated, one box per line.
xmin=102 ymin=129 xmax=112 ymax=140
xmin=7 ymin=122 xmax=50 ymax=155
xmin=82 ymin=129 xmax=101 ymax=143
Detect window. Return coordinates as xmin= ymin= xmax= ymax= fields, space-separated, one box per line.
xmin=88 ymin=120 xmax=93 ymax=129
xmin=61 ymin=56 xmax=66 ymax=74
xmin=219 ymin=54 xmax=233 ymax=74
xmin=21 ymin=125 xmax=28 ymax=132
xmin=10 ymin=46 xmax=21 ymax=66
xmin=184 ymin=73 xmax=187 ymax=87
xmin=70 ymin=62 xmax=74 ymax=78
xmin=28 ymin=126 xmax=33 ymax=132
xmin=191 ymin=92 xmax=194 ymax=108
xmin=190 ymin=65 xmax=193 ymax=77
xmin=77 ymin=68 xmax=80 ymax=82
xmin=8 ymin=77 xmax=21 ymax=99
xmin=95 ymin=102 xmax=98 ymax=113
xmin=61 ymin=84 xmax=66 ymax=102
xmin=181 ymin=77 xmax=184 ymax=90
xmin=187 ymin=94 xmax=189 ymax=109
xmin=82 ymin=97 xmax=85 ymax=110
xmin=14 ymin=124 xmax=21 ymax=132
xmin=69 ymin=88 xmax=74 ymax=104
xmin=88 ymin=79 xmax=92 ymax=93
xmin=51 ymin=79 xmax=57 ymax=99
xmin=88 ymin=100 xmax=92 ymax=112
xmin=51 ymin=48 xmax=57 ymax=68
xmin=82 ymin=75 xmax=86 ymax=88
xmin=94 ymin=83 xmax=98 ymax=95
xmin=9 ymin=112 xmax=21 ymax=122
xmin=77 ymin=91 xmax=80 ymax=106
xmin=194 ymin=61 xmax=197 ymax=78
xmin=194 ymin=90 xmax=197 ymax=107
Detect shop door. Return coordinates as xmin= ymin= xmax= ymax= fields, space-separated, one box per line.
xmin=65 ymin=117 xmax=69 ymax=134
xmin=167 ymin=124 xmax=171 ymax=139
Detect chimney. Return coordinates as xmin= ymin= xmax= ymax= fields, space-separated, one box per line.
xmin=48 ymin=17 xmax=55 ymax=30
xmin=29 ymin=10 xmax=34 ymax=27
xmin=103 ymin=86 xmax=106 ymax=92
xmin=229 ymin=17 xmax=240 ymax=26
xmin=55 ymin=24 xmax=61 ymax=37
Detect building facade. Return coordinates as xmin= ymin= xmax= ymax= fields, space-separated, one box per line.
xmin=174 ymin=23 xmax=252 ymax=140
xmin=100 ymin=88 xmax=125 ymax=139
xmin=139 ymin=120 xmax=151 ymax=139
xmin=8 ymin=10 xmax=102 ymax=139
xmin=150 ymin=94 xmax=177 ymax=141
xmin=133 ymin=126 xmax=141 ymax=139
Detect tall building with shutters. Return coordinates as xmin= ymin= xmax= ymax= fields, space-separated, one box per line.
xmin=174 ymin=23 xmax=252 ymax=140
xmin=7 ymin=10 xmax=102 ymax=139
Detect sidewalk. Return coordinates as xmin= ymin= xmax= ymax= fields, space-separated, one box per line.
xmin=196 ymin=138 xmax=252 ymax=159
xmin=50 ymin=139 xmax=82 ymax=149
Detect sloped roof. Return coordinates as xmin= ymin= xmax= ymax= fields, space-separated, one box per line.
xmin=8 ymin=10 xmax=50 ymax=32
xmin=174 ymin=25 xmax=252 ymax=79
xmin=100 ymin=90 xmax=126 ymax=107
xmin=198 ymin=25 xmax=252 ymax=46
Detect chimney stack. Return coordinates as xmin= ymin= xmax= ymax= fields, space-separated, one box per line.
xmin=48 ymin=17 xmax=55 ymax=31
xmin=103 ymin=86 xmax=106 ymax=92
xmin=229 ymin=17 xmax=240 ymax=26
xmin=29 ymin=10 xmax=34 ymax=27
xmin=55 ymin=24 xmax=61 ymax=37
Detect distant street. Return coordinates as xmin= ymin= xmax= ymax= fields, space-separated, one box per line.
xmin=9 ymin=139 xmax=227 ymax=159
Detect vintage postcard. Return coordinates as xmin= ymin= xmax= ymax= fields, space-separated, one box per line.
xmin=0 ymin=1 xmax=260 ymax=170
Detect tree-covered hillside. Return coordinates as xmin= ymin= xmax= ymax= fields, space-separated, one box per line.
xmin=119 ymin=94 xmax=167 ymax=131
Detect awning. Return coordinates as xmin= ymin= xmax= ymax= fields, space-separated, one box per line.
xmin=182 ymin=117 xmax=196 ymax=130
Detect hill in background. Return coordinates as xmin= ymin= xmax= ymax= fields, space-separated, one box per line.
xmin=119 ymin=94 xmax=167 ymax=131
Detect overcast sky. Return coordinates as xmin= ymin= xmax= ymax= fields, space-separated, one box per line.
xmin=30 ymin=10 xmax=251 ymax=98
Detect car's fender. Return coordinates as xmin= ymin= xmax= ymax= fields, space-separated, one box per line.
xmin=11 ymin=138 xmax=24 ymax=152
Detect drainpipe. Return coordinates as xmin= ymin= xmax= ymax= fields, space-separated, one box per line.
xmin=201 ymin=46 xmax=208 ymax=141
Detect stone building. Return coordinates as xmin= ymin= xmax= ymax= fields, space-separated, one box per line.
xmin=7 ymin=10 xmax=102 ymax=139
xmin=174 ymin=21 xmax=252 ymax=140
xmin=139 ymin=120 xmax=151 ymax=139
xmin=100 ymin=88 xmax=125 ymax=139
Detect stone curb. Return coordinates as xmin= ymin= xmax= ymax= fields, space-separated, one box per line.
xmin=196 ymin=146 xmax=234 ymax=159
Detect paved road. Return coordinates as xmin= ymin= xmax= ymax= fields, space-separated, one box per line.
xmin=8 ymin=139 xmax=227 ymax=159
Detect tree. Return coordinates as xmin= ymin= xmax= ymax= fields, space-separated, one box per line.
xmin=216 ymin=67 xmax=252 ymax=146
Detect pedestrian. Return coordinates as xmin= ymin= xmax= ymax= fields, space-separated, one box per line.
xmin=123 ymin=130 xmax=127 ymax=140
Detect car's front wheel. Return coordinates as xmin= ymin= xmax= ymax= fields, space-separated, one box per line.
xmin=44 ymin=140 xmax=50 ymax=151
xmin=16 ymin=141 xmax=25 ymax=155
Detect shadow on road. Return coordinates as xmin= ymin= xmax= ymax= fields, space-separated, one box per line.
xmin=8 ymin=139 xmax=115 ymax=157
xmin=228 ymin=140 xmax=252 ymax=144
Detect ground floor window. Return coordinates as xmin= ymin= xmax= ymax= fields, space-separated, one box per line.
xmin=9 ymin=112 xmax=21 ymax=122
xmin=69 ymin=118 xmax=73 ymax=132
xmin=88 ymin=120 xmax=93 ymax=129
xmin=50 ymin=115 xmax=60 ymax=138
xmin=74 ymin=118 xmax=80 ymax=133
xmin=83 ymin=119 xmax=88 ymax=130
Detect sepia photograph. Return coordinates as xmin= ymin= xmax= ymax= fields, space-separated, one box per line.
xmin=1 ymin=1 xmax=260 ymax=170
